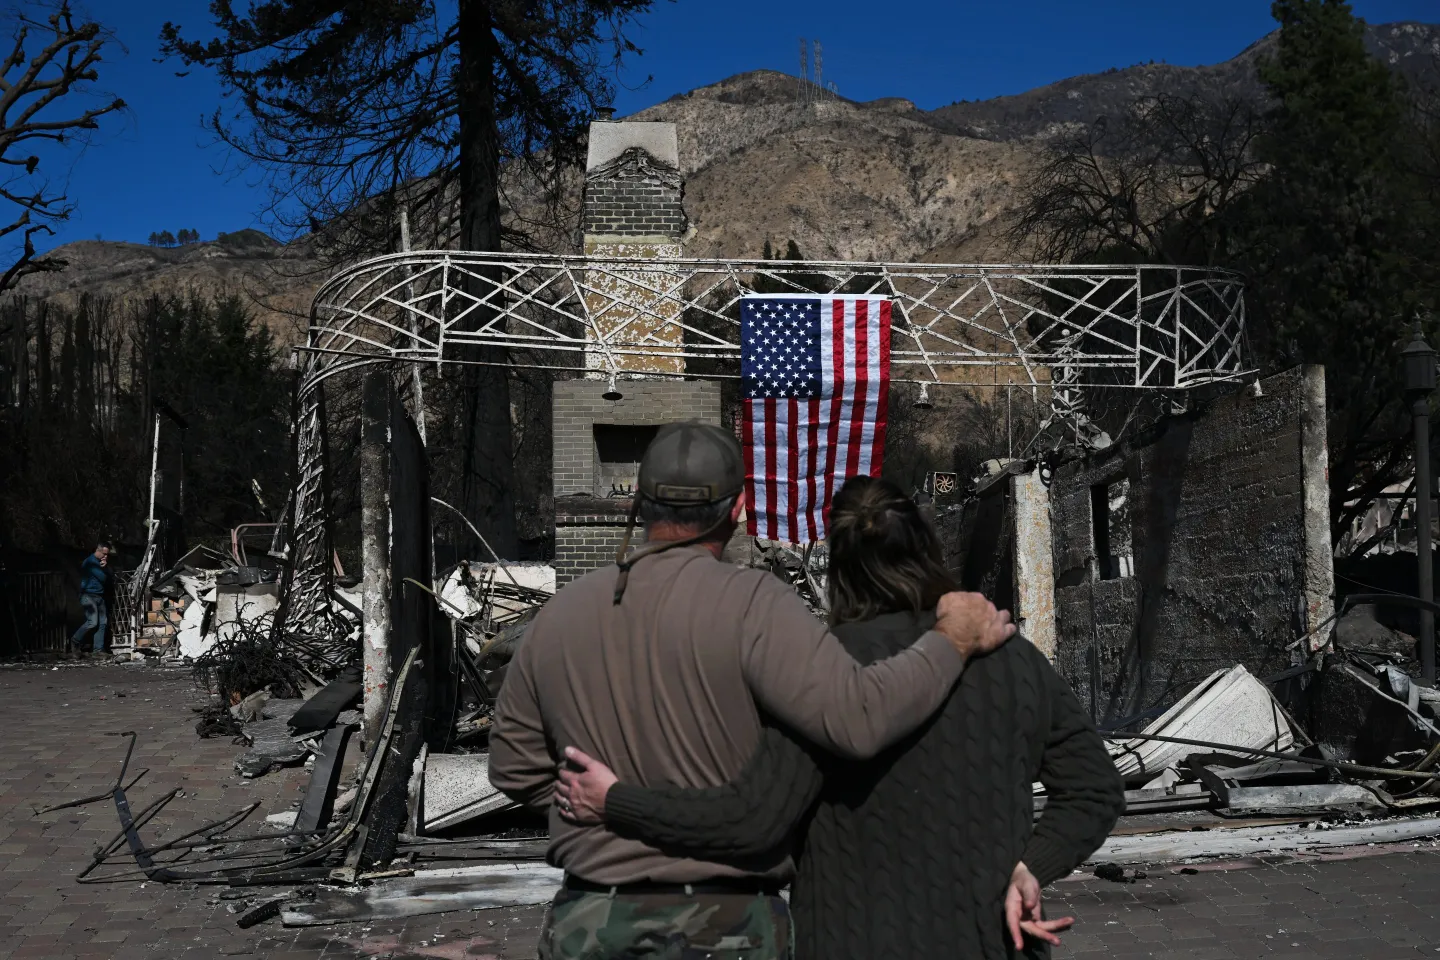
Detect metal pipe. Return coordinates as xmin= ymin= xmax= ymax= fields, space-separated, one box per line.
xmin=146 ymin=411 xmax=161 ymax=537
xmin=1403 ymin=327 xmax=1437 ymax=682
xmin=399 ymin=208 xmax=427 ymax=445
xmin=1101 ymin=730 xmax=1440 ymax=781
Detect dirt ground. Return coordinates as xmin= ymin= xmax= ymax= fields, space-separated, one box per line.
xmin=2 ymin=662 xmax=1439 ymax=959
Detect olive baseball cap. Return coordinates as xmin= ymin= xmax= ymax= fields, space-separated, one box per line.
xmin=637 ymin=422 xmax=745 ymax=505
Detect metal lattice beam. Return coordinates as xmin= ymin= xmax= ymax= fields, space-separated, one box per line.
xmin=299 ymin=253 xmax=1251 ymax=394
xmin=281 ymin=252 xmax=1251 ymax=642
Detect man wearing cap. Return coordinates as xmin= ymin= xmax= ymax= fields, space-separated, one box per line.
xmin=490 ymin=422 xmax=1014 ymax=960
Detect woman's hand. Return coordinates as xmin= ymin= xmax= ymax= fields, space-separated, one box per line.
xmin=1005 ymin=861 xmax=1074 ymax=949
xmin=555 ymin=746 xmax=618 ymax=825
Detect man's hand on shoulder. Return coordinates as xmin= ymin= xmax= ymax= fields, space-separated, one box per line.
xmin=934 ymin=591 xmax=1015 ymax=660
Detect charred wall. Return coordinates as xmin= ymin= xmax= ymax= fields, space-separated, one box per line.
xmin=1049 ymin=366 xmax=1333 ymax=723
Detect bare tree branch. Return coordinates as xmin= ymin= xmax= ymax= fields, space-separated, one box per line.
xmin=0 ymin=1 xmax=124 ymax=294
xmin=1007 ymin=93 xmax=1267 ymax=267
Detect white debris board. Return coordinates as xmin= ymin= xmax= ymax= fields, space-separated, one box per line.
xmin=1107 ymin=665 xmax=1294 ymax=784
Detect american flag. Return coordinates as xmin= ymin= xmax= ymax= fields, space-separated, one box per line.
xmin=741 ymin=294 xmax=891 ymax=543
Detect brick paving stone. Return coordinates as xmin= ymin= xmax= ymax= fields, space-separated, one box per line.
xmin=5 ymin=662 xmax=1440 ymax=959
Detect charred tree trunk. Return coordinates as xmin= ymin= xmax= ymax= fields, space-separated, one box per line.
xmin=75 ymin=298 xmax=94 ymax=428
xmin=9 ymin=297 xmax=26 ymax=411
xmin=454 ymin=0 xmax=518 ymax=559
xmin=35 ymin=302 xmax=50 ymax=412
xmin=58 ymin=314 xmax=74 ymax=419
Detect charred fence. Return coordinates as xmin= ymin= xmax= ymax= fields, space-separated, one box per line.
xmin=0 ymin=570 xmax=68 ymax=657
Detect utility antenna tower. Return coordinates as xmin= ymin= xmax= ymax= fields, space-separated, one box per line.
xmin=813 ymin=40 xmax=823 ymax=101
xmin=798 ymin=38 xmax=810 ymax=104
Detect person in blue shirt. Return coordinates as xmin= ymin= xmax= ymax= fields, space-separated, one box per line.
xmin=71 ymin=541 xmax=110 ymax=657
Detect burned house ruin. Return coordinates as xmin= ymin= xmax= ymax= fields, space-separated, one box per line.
xmin=87 ymin=100 xmax=1435 ymax=930
xmin=959 ymin=365 xmax=1335 ymax=723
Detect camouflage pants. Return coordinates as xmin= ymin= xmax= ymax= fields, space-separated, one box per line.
xmin=538 ymin=888 xmax=792 ymax=960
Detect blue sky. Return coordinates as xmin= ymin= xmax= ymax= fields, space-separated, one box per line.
xmin=22 ymin=0 xmax=1439 ymax=252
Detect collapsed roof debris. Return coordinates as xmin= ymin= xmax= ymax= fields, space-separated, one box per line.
xmin=65 ymin=357 xmax=1440 ymax=935
xmin=80 ymin=455 xmax=1440 ymax=932
xmin=1106 ymin=665 xmax=1297 ymax=786
xmin=73 ymin=575 xmax=1440 ymax=929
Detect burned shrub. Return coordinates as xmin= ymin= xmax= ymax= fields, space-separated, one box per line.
xmin=191 ymin=608 xmax=310 ymax=703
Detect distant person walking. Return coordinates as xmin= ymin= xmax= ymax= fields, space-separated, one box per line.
xmin=71 ymin=542 xmax=110 ymax=657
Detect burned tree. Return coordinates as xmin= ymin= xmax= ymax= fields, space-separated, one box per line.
xmin=1009 ymin=0 xmax=1440 ymax=549
xmin=160 ymin=0 xmax=654 ymax=558
xmin=1008 ymin=92 xmax=1267 ymax=269
xmin=0 ymin=1 xmax=125 ymax=293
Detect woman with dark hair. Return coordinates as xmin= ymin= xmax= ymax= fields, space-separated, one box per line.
xmin=556 ymin=475 xmax=1124 ymax=960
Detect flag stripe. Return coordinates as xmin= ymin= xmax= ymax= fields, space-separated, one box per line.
xmin=805 ymin=400 xmax=821 ymax=541
xmin=742 ymin=399 xmax=758 ymax=536
xmin=837 ymin=299 xmax=857 ymax=487
xmin=846 ymin=298 xmax=868 ymax=479
xmin=740 ymin=294 xmax=890 ymax=544
xmin=822 ymin=298 xmax=846 ymax=535
xmin=871 ymin=301 xmax=892 ymax=477
xmin=763 ymin=398 xmax=778 ymax=541
xmin=787 ymin=397 xmax=800 ymax=541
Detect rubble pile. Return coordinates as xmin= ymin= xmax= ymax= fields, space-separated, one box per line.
xmin=61 ymin=548 xmax=1440 ymax=931
xmin=1072 ymin=601 xmax=1440 ymax=826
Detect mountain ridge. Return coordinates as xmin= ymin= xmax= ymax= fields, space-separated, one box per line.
xmin=16 ymin=20 xmax=1438 ymax=335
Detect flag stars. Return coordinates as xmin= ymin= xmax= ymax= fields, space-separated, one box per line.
xmin=741 ymin=298 xmax=826 ymax=400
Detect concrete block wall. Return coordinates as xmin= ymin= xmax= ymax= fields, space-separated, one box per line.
xmin=553 ymin=380 xmax=722 ymax=497
xmin=1048 ymin=366 xmax=1333 ymax=720
xmin=953 ymin=466 xmax=1056 ymax=660
xmin=554 ymin=499 xmax=635 ymax=586
xmin=553 ymin=380 xmax=722 ymax=585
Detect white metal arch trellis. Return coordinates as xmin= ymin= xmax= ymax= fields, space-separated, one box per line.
xmin=299 ymin=252 xmax=1248 ymax=391
xmin=279 ymin=252 xmax=1252 ymax=636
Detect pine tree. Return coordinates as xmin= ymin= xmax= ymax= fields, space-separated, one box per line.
xmin=1246 ymin=0 xmax=1438 ymax=540
xmin=162 ymin=0 xmax=655 ymax=559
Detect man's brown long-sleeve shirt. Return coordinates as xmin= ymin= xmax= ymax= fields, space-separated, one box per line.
xmin=488 ymin=545 xmax=966 ymax=884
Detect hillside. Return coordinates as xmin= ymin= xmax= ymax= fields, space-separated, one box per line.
xmin=924 ymin=20 xmax=1440 ymax=142
xmin=13 ymin=230 xmax=322 ymax=341
xmin=632 ymin=70 xmax=1037 ymax=263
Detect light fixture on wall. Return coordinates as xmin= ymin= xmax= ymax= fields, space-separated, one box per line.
xmin=914 ymin=381 xmax=934 ymax=410
xmin=603 ymin=374 xmax=623 ymax=401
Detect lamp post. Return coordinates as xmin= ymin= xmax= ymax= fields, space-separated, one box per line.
xmin=1402 ymin=326 xmax=1437 ymax=684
